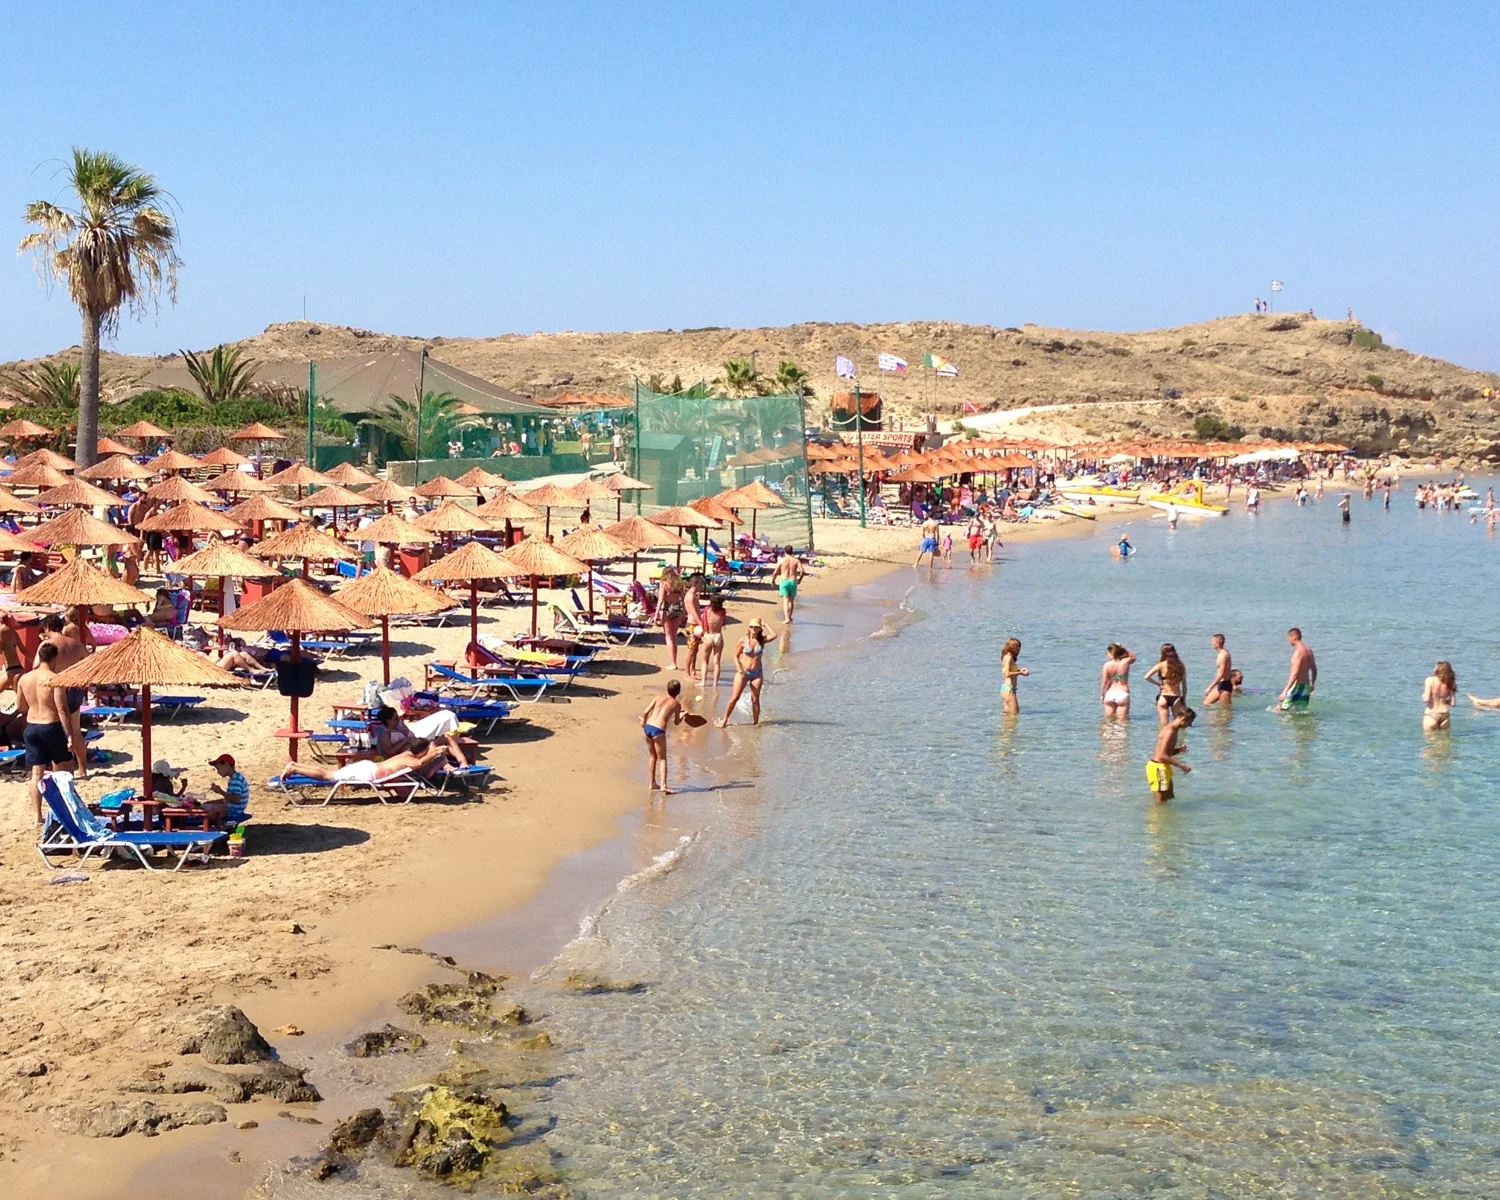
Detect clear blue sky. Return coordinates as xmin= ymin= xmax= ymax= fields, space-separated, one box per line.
xmin=3 ymin=2 xmax=1498 ymax=369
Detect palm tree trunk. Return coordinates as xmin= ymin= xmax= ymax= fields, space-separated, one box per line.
xmin=77 ymin=309 xmax=102 ymax=466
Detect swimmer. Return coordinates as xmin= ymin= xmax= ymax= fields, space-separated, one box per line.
xmin=1145 ymin=643 xmax=1187 ymax=726
xmin=1202 ymin=633 xmax=1233 ymax=707
xmin=1277 ymin=627 xmax=1317 ymax=711
xmin=1423 ymin=661 xmax=1456 ymax=732
xmin=1229 ymin=668 xmax=1244 ymax=694
xmin=1000 ymin=637 xmax=1028 ymax=715
xmin=1114 ymin=536 xmax=1133 ymax=559
xmin=1146 ymin=707 xmax=1195 ymax=803
xmin=1100 ymin=643 xmax=1136 ymax=718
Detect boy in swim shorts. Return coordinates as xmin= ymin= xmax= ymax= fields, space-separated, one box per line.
xmin=1147 ymin=708 xmax=1194 ymax=803
xmin=641 ymin=679 xmax=686 ymax=792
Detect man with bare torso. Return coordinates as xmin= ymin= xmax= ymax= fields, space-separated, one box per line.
xmin=39 ymin=614 xmax=88 ymax=775
xmin=772 ymin=547 xmax=805 ymax=623
xmin=18 ymin=643 xmax=72 ymax=826
xmin=0 ymin=616 xmax=22 ymax=694
xmin=1203 ymin=633 xmax=1233 ymax=707
xmin=1278 ymin=627 xmax=1318 ymax=712
xmin=915 ymin=516 xmax=940 ymax=569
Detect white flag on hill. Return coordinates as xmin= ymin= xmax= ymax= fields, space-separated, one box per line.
xmin=834 ymin=355 xmax=857 ymax=379
xmin=878 ymin=352 xmax=907 ymax=373
xmin=1270 ymin=279 xmax=1283 ymax=292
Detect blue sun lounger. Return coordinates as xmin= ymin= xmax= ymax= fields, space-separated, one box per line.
xmin=412 ymin=692 xmax=513 ymax=734
xmin=37 ymin=774 xmax=224 ymax=872
xmin=425 ymin=663 xmax=553 ymax=704
xmin=155 ymin=695 xmax=205 ymax=720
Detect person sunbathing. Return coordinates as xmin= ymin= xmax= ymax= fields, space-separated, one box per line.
xmin=209 ymin=638 xmax=265 ymax=674
xmin=283 ymin=739 xmax=448 ymax=785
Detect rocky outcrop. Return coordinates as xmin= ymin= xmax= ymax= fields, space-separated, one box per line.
xmin=175 ymin=1006 xmax=272 ymax=1065
xmin=55 ymin=1099 xmax=226 ymax=1138
xmin=345 ymin=1024 xmax=427 ymax=1058
xmin=396 ymin=974 xmax=527 ymax=1034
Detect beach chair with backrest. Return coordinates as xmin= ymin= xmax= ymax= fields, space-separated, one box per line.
xmin=424 ymin=662 xmax=553 ymax=704
xmin=264 ymin=630 xmax=356 ymax=658
xmin=552 ymin=602 xmax=645 ymax=646
xmin=37 ymin=774 xmax=224 ymax=871
xmin=267 ymin=766 xmax=420 ymax=806
xmin=412 ymin=691 xmax=513 ymax=734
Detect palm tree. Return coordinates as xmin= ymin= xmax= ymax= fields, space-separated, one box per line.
xmin=6 ymin=361 xmax=80 ymax=407
xmin=362 ymin=387 xmax=473 ymax=459
xmin=775 ymin=360 xmax=811 ymax=397
xmin=719 ymin=357 xmax=758 ymax=395
xmin=19 ymin=148 xmax=180 ymax=465
xmin=182 ymin=344 xmax=260 ymax=403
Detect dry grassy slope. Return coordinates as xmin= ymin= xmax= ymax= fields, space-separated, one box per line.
xmin=13 ymin=313 xmax=1500 ymax=454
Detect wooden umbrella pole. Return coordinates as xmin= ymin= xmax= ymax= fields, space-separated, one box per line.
xmin=140 ymin=682 xmax=153 ymax=800
xmin=545 ymin=509 xmax=552 ymax=539
xmin=530 ymin=574 xmax=539 ymax=637
xmin=217 ymin=574 xmax=226 ymax=648
xmin=382 ymin=614 xmax=391 ymax=685
xmin=288 ymin=633 xmax=302 ymax=762
xmin=632 ymin=551 xmax=639 ymax=583
xmin=469 ymin=581 xmax=479 ymax=661
xmin=586 ymin=558 xmax=595 ymax=621
xmin=616 ymin=496 xmax=623 ymax=522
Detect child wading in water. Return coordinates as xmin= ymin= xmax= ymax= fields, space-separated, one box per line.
xmin=642 ymin=679 xmax=688 ymax=792
xmin=1147 ymin=708 xmax=1195 ymax=803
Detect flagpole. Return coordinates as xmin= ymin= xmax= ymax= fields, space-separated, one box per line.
xmin=855 ymin=378 xmax=867 ymax=527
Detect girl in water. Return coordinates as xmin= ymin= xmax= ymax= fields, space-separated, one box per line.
xmin=717 ymin=618 xmax=778 ymax=727
xmin=1423 ymin=661 xmax=1456 ymax=731
xmin=1000 ymin=637 xmax=1029 ymax=715
xmin=1145 ymin=643 xmax=1188 ymax=726
xmin=1100 ymin=643 xmax=1137 ymax=718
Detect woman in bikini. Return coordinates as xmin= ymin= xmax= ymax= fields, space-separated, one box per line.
xmin=1145 ymin=643 xmax=1187 ymax=726
xmin=1423 ymin=661 xmax=1456 ymax=732
xmin=699 ymin=596 xmax=727 ymax=687
xmin=1100 ymin=643 xmax=1136 ymax=718
xmin=655 ymin=566 xmax=687 ymax=671
xmin=717 ymin=618 xmax=778 ymax=727
xmin=1000 ymin=637 xmax=1028 ymax=715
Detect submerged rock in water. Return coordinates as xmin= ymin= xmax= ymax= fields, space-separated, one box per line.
xmin=345 ymin=1024 xmax=427 ymax=1058
xmin=175 ymin=1006 xmax=273 ymax=1065
xmin=561 ymin=972 xmax=648 ymax=995
xmin=396 ymin=978 xmax=527 ymax=1034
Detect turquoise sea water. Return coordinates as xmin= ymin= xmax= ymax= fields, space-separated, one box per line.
xmin=541 ymin=488 xmax=1500 ymax=1198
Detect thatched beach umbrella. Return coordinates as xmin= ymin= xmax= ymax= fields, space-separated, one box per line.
xmin=251 ymin=522 xmax=358 ymax=579
xmin=414 ymin=540 xmax=526 ymax=649
xmin=35 ymin=478 xmax=122 ymax=510
xmin=360 ymin=479 xmax=415 ymax=511
xmin=688 ymin=495 xmax=740 ymax=569
xmin=335 ymin=566 xmax=456 ymax=684
xmin=4 ymin=462 xmax=71 ymax=491
xmin=455 ymin=466 xmax=506 ymax=493
xmin=143 ymin=474 xmax=218 ymax=507
xmin=117 ymin=420 xmax=170 ymax=448
xmin=298 ymin=483 xmax=369 ymax=511
xmin=24 ymin=509 xmax=140 ymax=550
xmin=95 ymin=436 xmax=137 ymax=457
xmin=556 ymin=526 xmax=628 ymax=620
xmin=518 ymin=482 xmax=582 ymax=538
xmin=0 ymin=418 xmax=54 ymax=440
xmin=322 ymin=461 xmax=380 ymax=487
xmin=198 ymin=446 xmax=252 ymax=469
xmin=228 ymin=422 xmax=286 ymax=478
xmin=226 ymin=494 xmax=303 ymax=540
xmin=79 ymin=454 xmax=152 ymax=483
xmin=206 ymin=471 xmax=272 ymax=496
xmin=263 ymin=463 xmax=329 ymax=499
xmin=0 ymin=527 xmax=43 ymax=556
xmin=145 ymin=448 xmax=202 ymax=475
xmin=16 ymin=556 xmax=151 ymax=607
xmin=604 ymin=515 xmax=684 ymax=582
xmin=496 ymin=537 xmax=588 ymax=637
xmin=45 ymin=625 xmax=243 ymax=800
xmin=0 ymin=488 xmax=38 ymax=516
xmin=139 ymin=502 xmax=244 ymax=538
xmin=356 ymin=514 xmax=439 ymax=575
xmin=648 ymin=504 xmax=721 ymax=568
xmin=170 ymin=541 xmax=280 ymax=645
xmin=221 ymin=578 xmax=370 ymax=760
xmin=718 ymin=480 xmax=785 ymax=539
xmin=474 ymin=491 xmax=540 ymax=547
xmin=603 ymin=472 xmax=653 ymax=521
xmin=412 ymin=475 xmax=474 ymax=501
xmin=412 ymin=500 xmax=493 ymax=551
xmin=17 ymin=448 xmax=79 ymax=472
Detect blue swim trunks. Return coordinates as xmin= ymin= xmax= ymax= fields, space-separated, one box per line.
xmin=643 ymin=724 xmax=665 ymax=739
xmin=920 ymin=537 xmax=939 ymax=554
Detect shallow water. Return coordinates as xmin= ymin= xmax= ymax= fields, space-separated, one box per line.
xmin=538 ymin=486 xmax=1500 ymax=1197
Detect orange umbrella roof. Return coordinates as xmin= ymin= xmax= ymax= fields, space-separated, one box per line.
xmin=252 ymin=522 xmax=358 ymax=562
xmin=116 ymin=420 xmax=170 ymax=439
xmin=604 ymin=515 xmax=684 ymax=549
xmin=15 ymin=556 xmax=150 ymax=604
xmin=475 ymin=492 xmax=542 ymax=522
xmin=689 ymin=495 xmax=740 ymax=524
xmin=335 ymin=566 xmax=455 ymax=618
xmin=228 ymin=422 xmax=286 ymax=441
xmin=143 ymin=475 xmax=218 ymax=505
xmin=46 ymin=624 xmax=241 ymax=689
xmin=297 ymin=484 xmax=371 ymax=509
xmin=78 ymin=454 xmax=152 ymax=482
xmin=557 ymin=526 xmax=629 ymax=561
xmin=0 ymin=488 xmax=39 ymax=515
xmin=145 ymin=448 xmax=203 ymax=473
xmin=3 ymin=462 xmax=71 ymax=489
xmin=0 ymin=418 xmax=54 ymax=438
xmin=198 ymin=446 xmax=252 ymax=467
xmin=206 ymin=471 xmax=272 ymax=494
xmin=412 ymin=475 xmax=476 ymax=499
xmin=604 ymin=473 xmax=653 ymax=492
xmin=94 ymin=436 xmax=136 ymax=456
xmin=519 ymin=482 xmax=584 ymax=509
xmin=649 ymin=505 xmax=720 ymax=529
xmin=17 ymin=448 xmax=79 ymax=471
xmin=24 ymin=509 xmax=139 ymax=548
xmin=498 ymin=536 xmax=589 ymax=578
xmin=221 ymin=577 xmax=370 ymax=634
xmin=731 ymin=480 xmax=785 ymax=507
xmin=414 ymin=539 xmax=525 ymax=584
xmin=226 ymin=494 xmax=304 ymax=524
xmin=454 ymin=466 xmax=507 ymax=489
xmin=570 ymin=477 xmax=619 ymax=502
xmin=138 ymin=501 xmax=244 ymax=534
xmin=171 ymin=542 xmax=280 ymax=579
xmin=264 ymin=463 xmax=330 ymax=488
xmin=360 ymin=479 xmax=415 ymax=504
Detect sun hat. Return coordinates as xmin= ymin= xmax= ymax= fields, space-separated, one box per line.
xmin=151 ymin=759 xmax=182 ymax=776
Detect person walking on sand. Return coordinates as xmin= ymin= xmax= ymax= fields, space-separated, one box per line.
xmin=1203 ymin=634 xmax=1234 ymax=707
xmin=915 ymin=516 xmax=940 ymax=569
xmin=40 ymin=614 xmax=88 ymax=777
xmin=1001 ymin=637 xmax=1028 ymax=715
xmin=642 ymin=678 xmax=689 ymax=791
xmin=17 ymin=643 xmax=72 ymax=827
xmin=773 ymin=546 xmax=804 ymax=623
xmin=699 ymin=596 xmax=728 ymax=687
xmin=655 ymin=566 xmax=687 ymax=671
xmin=1147 ymin=707 xmax=1195 ymax=803
xmin=1145 ymin=643 xmax=1188 ymax=725
xmin=1101 ymin=643 xmax=1136 ymax=718
xmin=718 ymin=618 xmax=778 ymax=727
xmin=1278 ymin=627 xmax=1317 ymax=711
xmin=1423 ymin=661 xmax=1456 ymax=732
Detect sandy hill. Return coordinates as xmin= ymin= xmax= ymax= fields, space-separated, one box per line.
xmin=9 ymin=313 xmax=1500 ymax=455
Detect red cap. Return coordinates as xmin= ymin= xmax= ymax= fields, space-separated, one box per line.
xmin=208 ymin=754 xmax=236 ymax=768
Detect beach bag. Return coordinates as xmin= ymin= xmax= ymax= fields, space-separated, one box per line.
xmin=380 ymin=677 xmax=415 ymax=713
xmin=276 ymin=659 xmax=318 ymax=698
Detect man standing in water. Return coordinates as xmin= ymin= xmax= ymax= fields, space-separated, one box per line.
xmin=1147 ymin=707 xmax=1194 ymax=802
xmin=1278 ymin=627 xmax=1317 ymax=712
xmin=1203 ymin=634 xmax=1233 ymax=707
xmin=772 ymin=546 xmax=804 ymax=623
xmin=914 ymin=515 xmax=940 ymax=569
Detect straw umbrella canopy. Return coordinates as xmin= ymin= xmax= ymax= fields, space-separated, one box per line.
xmin=143 ymin=474 xmax=218 ymax=506
xmin=138 ymin=502 xmax=244 ymax=536
xmin=3 ymin=462 xmax=71 ymax=490
xmin=116 ymin=420 xmax=170 ymax=444
xmin=228 ymin=422 xmax=287 ymax=478
xmin=688 ymin=496 xmax=740 ymax=567
xmin=474 ymin=491 xmax=540 ymax=546
xmin=24 ymin=509 xmax=140 ymax=549
xmin=715 ymin=485 xmax=772 ymax=539
xmin=518 ymin=482 xmax=583 ymax=537
xmin=171 ymin=542 xmax=280 ymax=643
xmin=251 ymin=522 xmax=358 ymax=578
xmin=199 ymin=446 xmax=252 ymax=468
xmin=35 ymin=478 xmax=122 ymax=510
xmin=0 ymin=418 xmax=54 ymax=439
xmin=144 ymin=448 xmax=202 ymax=475
xmin=221 ymin=578 xmax=370 ymax=760
xmin=335 ymin=567 xmax=455 ymax=684
xmin=17 ymin=448 xmax=79 ymax=472
xmin=496 ymin=537 xmax=589 ymax=637
xmin=648 ymin=504 xmax=721 ymax=568
xmin=412 ymin=500 xmax=494 ymax=544
xmin=0 ymin=527 xmax=43 ymax=556
xmin=322 ymin=461 xmax=380 ymax=486
xmin=455 ymin=466 xmax=506 ymax=491
xmin=360 ymin=479 xmax=415 ymax=510
xmin=16 ymin=556 xmax=151 ymax=607
xmin=94 ymin=436 xmax=136 ymax=457
xmin=413 ymin=475 xmax=476 ymax=500
xmin=206 ymin=471 xmax=272 ymax=495
xmin=45 ymin=625 xmax=243 ymax=801
xmin=604 ymin=514 xmax=684 ymax=581
xmin=603 ymin=471 xmax=653 ymax=520
xmin=226 ymin=494 xmax=303 ymax=533
xmin=557 ymin=526 xmax=629 ymax=620
xmin=79 ymin=454 xmax=153 ymax=482
xmin=263 ymin=463 xmax=329 ymax=498
xmin=296 ymin=485 xmax=371 ymax=526
xmin=414 ymin=539 xmax=527 ymax=648
xmin=357 ymin=512 xmax=438 ymax=553
xmin=0 ymin=488 xmax=38 ymax=516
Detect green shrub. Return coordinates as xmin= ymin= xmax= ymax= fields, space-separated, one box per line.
xmin=1180 ymin=338 xmax=1198 ymax=349
xmin=1366 ymin=374 xmax=1385 ymax=391
xmin=1353 ymin=328 xmax=1385 ymax=351
xmin=1193 ymin=413 xmax=1245 ymax=441
xmin=1107 ymin=347 xmax=1131 ymax=357
xmin=1230 ymin=393 xmax=1250 ymax=402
